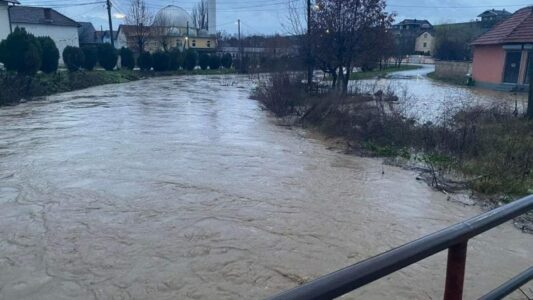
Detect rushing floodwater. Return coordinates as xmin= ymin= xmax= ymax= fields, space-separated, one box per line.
xmin=0 ymin=75 xmax=531 ymax=300
xmin=355 ymin=65 xmax=528 ymax=121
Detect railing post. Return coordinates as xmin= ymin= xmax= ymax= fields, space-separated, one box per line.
xmin=443 ymin=242 xmax=468 ymax=300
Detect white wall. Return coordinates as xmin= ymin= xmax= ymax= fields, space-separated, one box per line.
xmin=0 ymin=2 xmax=11 ymax=41
xmin=12 ymin=23 xmax=79 ymax=64
xmin=415 ymin=32 xmax=435 ymax=55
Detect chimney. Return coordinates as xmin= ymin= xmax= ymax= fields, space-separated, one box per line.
xmin=208 ymin=0 xmax=216 ymax=35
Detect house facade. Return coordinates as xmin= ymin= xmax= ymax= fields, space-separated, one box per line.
xmin=392 ymin=19 xmax=433 ymax=55
xmin=478 ymin=9 xmax=512 ymax=28
xmin=0 ymin=3 xmax=79 ymax=64
xmin=0 ymin=0 xmax=18 ymax=40
xmin=117 ymin=4 xmax=217 ymax=53
xmin=415 ymin=31 xmax=435 ymax=55
xmin=471 ymin=6 xmax=533 ymax=91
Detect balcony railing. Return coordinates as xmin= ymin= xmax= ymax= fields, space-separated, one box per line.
xmin=270 ymin=195 xmax=533 ymax=300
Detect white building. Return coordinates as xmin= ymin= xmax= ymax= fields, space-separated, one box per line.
xmin=415 ymin=31 xmax=435 ymax=56
xmin=0 ymin=1 xmax=79 ymax=64
xmin=117 ymin=1 xmax=217 ymax=53
xmin=0 ymin=0 xmax=17 ymax=40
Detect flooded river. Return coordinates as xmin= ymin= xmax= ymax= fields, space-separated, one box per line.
xmin=356 ymin=64 xmax=528 ymax=121
xmin=0 ymin=75 xmax=531 ymax=299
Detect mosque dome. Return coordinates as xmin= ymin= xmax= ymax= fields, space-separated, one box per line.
xmin=153 ymin=5 xmax=194 ymax=28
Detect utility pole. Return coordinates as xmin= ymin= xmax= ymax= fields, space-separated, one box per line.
xmin=307 ymin=0 xmax=313 ymax=87
xmin=238 ymin=19 xmax=243 ymax=73
xmin=527 ymin=50 xmax=533 ymax=118
xmin=106 ymin=0 xmax=114 ymax=47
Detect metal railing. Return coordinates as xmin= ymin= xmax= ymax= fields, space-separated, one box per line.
xmin=270 ymin=195 xmax=533 ymax=300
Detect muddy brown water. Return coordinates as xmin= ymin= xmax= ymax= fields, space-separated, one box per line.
xmin=0 ymin=75 xmax=531 ymax=299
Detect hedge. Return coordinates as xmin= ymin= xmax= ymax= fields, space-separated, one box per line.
xmin=63 ymin=46 xmax=85 ymax=72
xmin=82 ymin=46 xmax=98 ymax=71
xmin=0 ymin=27 xmax=42 ymax=75
xmin=137 ymin=51 xmax=152 ymax=71
xmin=152 ymin=51 xmax=170 ymax=72
xmin=37 ymin=36 xmax=59 ymax=74
xmin=120 ymin=47 xmax=135 ymax=70
xmin=97 ymin=44 xmax=118 ymax=71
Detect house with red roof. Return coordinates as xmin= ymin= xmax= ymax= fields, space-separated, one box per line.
xmin=471 ymin=6 xmax=533 ymax=90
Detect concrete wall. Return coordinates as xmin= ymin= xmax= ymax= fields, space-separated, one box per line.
xmin=472 ymin=45 xmax=505 ymax=84
xmin=0 ymin=2 xmax=11 ymax=41
xmin=435 ymin=60 xmax=472 ymax=78
xmin=12 ymin=23 xmax=79 ymax=64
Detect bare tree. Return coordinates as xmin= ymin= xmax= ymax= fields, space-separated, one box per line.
xmin=310 ymin=0 xmax=394 ymax=94
xmin=126 ymin=0 xmax=153 ymax=53
xmin=192 ymin=0 xmax=208 ymax=30
xmin=152 ymin=14 xmax=174 ymax=52
xmin=284 ymin=0 xmax=306 ymax=36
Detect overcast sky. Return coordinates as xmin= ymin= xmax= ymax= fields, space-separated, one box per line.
xmin=21 ymin=0 xmax=530 ymax=35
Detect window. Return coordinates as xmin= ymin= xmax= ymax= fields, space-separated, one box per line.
xmin=207 ymin=40 xmax=211 ymax=48
xmin=424 ymin=33 xmax=428 ymax=38
xmin=423 ymin=42 xmax=427 ymax=48
xmin=192 ymin=40 xmax=196 ymax=47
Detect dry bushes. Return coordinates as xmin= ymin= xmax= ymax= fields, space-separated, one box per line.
xmin=253 ymin=74 xmax=533 ymax=197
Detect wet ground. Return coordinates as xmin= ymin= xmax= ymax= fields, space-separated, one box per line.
xmin=0 ymin=75 xmax=531 ymax=299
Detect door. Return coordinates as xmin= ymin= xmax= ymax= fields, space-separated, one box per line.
xmin=503 ymin=51 xmax=522 ymax=83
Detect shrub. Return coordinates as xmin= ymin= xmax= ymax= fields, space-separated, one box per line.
xmin=168 ymin=48 xmax=182 ymax=71
xmin=199 ymin=53 xmax=210 ymax=70
xmin=63 ymin=46 xmax=85 ymax=72
xmin=0 ymin=40 xmax=6 ymax=64
xmin=37 ymin=36 xmax=59 ymax=74
xmin=120 ymin=47 xmax=135 ymax=70
xmin=97 ymin=43 xmax=118 ymax=71
xmin=221 ymin=53 xmax=233 ymax=69
xmin=81 ymin=46 xmax=97 ymax=70
xmin=152 ymin=51 xmax=170 ymax=72
xmin=183 ymin=49 xmax=198 ymax=71
xmin=22 ymin=43 xmax=42 ymax=76
xmin=137 ymin=51 xmax=152 ymax=71
xmin=209 ymin=55 xmax=221 ymax=70
xmin=0 ymin=27 xmax=42 ymax=75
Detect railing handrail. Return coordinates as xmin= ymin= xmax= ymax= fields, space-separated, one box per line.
xmin=270 ymin=195 xmax=533 ymax=300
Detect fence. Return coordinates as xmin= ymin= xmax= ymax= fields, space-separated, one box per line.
xmin=270 ymin=195 xmax=533 ymax=300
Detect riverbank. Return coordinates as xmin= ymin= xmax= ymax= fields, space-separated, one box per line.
xmin=0 ymin=68 xmax=235 ymax=106
xmin=253 ymin=73 xmax=533 ymax=230
xmin=350 ymin=65 xmax=422 ymax=80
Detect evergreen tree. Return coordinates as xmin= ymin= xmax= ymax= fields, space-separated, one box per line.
xmin=37 ymin=36 xmax=59 ymax=74
xmin=137 ymin=51 xmax=152 ymax=71
xmin=81 ymin=46 xmax=98 ymax=70
xmin=198 ymin=53 xmax=210 ymax=70
xmin=97 ymin=43 xmax=118 ymax=71
xmin=0 ymin=27 xmax=42 ymax=75
xmin=120 ymin=47 xmax=135 ymax=70
xmin=63 ymin=46 xmax=85 ymax=72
